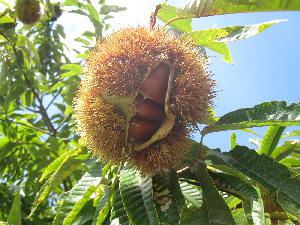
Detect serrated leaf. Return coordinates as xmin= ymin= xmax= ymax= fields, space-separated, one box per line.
xmin=92 ymin=187 xmax=111 ymax=225
xmin=153 ymin=170 xmax=184 ymax=225
xmin=180 ymin=205 xmax=209 ymax=225
xmin=7 ymin=189 xmax=21 ymax=225
xmin=202 ymin=101 xmax=300 ymax=135
xmin=192 ymin=163 xmax=236 ymax=225
xmin=205 ymin=42 xmax=233 ymax=63
xmin=243 ymin=187 xmax=265 ymax=225
xmin=119 ymin=166 xmax=159 ymax=225
xmin=259 ymin=126 xmax=286 ymax=156
xmin=40 ymin=149 xmax=77 ymax=182
xmin=187 ymin=20 xmax=284 ymax=43
xmin=232 ymin=208 xmax=247 ymax=225
xmin=29 ymin=154 xmax=84 ymax=216
xmin=206 ymin=146 xmax=300 ymax=218
xmin=110 ymin=187 xmax=130 ymax=225
xmin=280 ymin=158 xmax=300 ymax=168
xmin=272 ymin=141 xmax=300 ymax=160
xmin=87 ymin=2 xmax=100 ymax=23
xmin=283 ymin=130 xmax=300 ymax=138
xmin=178 ymin=0 xmax=300 ymax=17
xmin=179 ymin=181 xmax=202 ymax=208
xmin=277 ymin=192 xmax=300 ymax=219
xmin=202 ymin=172 xmax=265 ymax=224
xmin=185 ymin=20 xmax=284 ymax=63
xmin=52 ymin=163 xmax=102 ymax=225
xmin=157 ymin=3 xmax=192 ymax=33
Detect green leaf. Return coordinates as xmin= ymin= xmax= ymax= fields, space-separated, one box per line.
xmin=100 ymin=5 xmax=126 ymax=14
xmin=29 ymin=153 xmax=85 ymax=216
xmin=61 ymin=63 xmax=82 ymax=72
xmin=259 ymin=126 xmax=286 ymax=156
xmin=63 ymin=0 xmax=79 ymax=6
xmin=110 ymin=187 xmax=130 ymax=225
xmin=243 ymin=187 xmax=265 ymax=225
xmin=40 ymin=149 xmax=78 ymax=182
xmin=185 ymin=20 xmax=284 ymax=63
xmin=283 ymin=130 xmax=300 ymax=138
xmin=119 ymin=166 xmax=159 ymax=225
xmin=7 ymin=189 xmax=21 ymax=225
xmin=180 ymin=205 xmax=209 ymax=225
xmin=179 ymin=181 xmax=203 ymax=208
xmin=202 ymin=101 xmax=300 ymax=135
xmin=207 ymin=173 xmax=264 ymax=224
xmin=153 ymin=170 xmax=184 ymax=225
xmin=0 ymin=0 xmax=10 ymax=7
xmin=277 ymin=192 xmax=300 ymax=219
xmin=157 ymin=3 xmax=192 ymax=33
xmin=178 ymin=0 xmax=300 ymax=17
xmin=52 ymin=163 xmax=102 ymax=225
xmin=187 ymin=20 xmax=284 ymax=43
xmin=205 ymin=42 xmax=233 ymax=63
xmin=92 ymin=187 xmax=111 ymax=225
xmin=87 ymin=3 xmax=100 ymax=23
xmin=20 ymin=90 xmax=33 ymax=107
xmin=0 ymin=15 xmax=14 ymax=24
xmin=272 ymin=141 xmax=300 ymax=160
xmin=192 ymin=163 xmax=236 ymax=225
xmin=280 ymin=157 xmax=300 ymax=168
xmin=231 ymin=208 xmax=247 ymax=225
xmin=226 ymin=196 xmax=242 ymax=210
xmin=207 ymin=146 xmax=300 ymax=218
xmin=230 ymin=133 xmax=237 ymax=150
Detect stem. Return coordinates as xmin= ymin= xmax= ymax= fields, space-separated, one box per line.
xmin=45 ymin=89 xmax=62 ymax=110
xmin=56 ymin=114 xmax=72 ymax=131
xmin=162 ymin=16 xmax=189 ymax=29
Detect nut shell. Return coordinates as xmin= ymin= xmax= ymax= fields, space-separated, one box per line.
xmin=135 ymin=97 xmax=165 ymax=122
xmin=128 ymin=118 xmax=161 ymax=143
xmin=140 ymin=63 xmax=170 ymax=105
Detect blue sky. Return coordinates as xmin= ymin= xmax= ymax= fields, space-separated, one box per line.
xmin=191 ymin=12 xmax=300 ymax=150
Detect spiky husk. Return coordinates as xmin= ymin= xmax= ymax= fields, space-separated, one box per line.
xmin=87 ymin=27 xmax=215 ymax=124
xmin=15 ymin=0 xmax=41 ymax=25
xmin=128 ymin=120 xmax=192 ymax=175
xmin=74 ymin=27 xmax=215 ymax=175
xmin=74 ymin=86 xmax=126 ymax=163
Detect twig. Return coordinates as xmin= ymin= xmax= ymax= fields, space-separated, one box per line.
xmin=56 ymin=114 xmax=72 ymax=131
xmin=45 ymin=89 xmax=62 ymax=110
xmin=150 ymin=4 xmax=161 ymax=30
xmin=162 ymin=16 xmax=189 ymax=29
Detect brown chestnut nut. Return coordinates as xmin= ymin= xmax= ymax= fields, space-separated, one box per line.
xmin=140 ymin=63 xmax=170 ymax=105
xmin=128 ymin=118 xmax=161 ymax=143
xmin=135 ymin=98 xmax=165 ymax=122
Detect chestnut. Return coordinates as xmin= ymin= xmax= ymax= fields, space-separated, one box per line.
xmin=140 ymin=63 xmax=170 ymax=105
xmin=135 ymin=98 xmax=165 ymax=122
xmin=128 ymin=118 xmax=161 ymax=143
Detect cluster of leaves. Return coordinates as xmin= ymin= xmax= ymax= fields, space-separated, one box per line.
xmin=0 ymin=0 xmax=300 ymax=225
xmin=0 ymin=0 xmax=124 ymax=224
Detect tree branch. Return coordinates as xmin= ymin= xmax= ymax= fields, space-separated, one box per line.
xmin=11 ymin=46 xmax=57 ymax=135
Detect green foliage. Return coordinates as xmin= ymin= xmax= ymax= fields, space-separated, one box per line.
xmin=202 ymin=101 xmax=300 ymax=135
xmin=0 ymin=0 xmax=299 ymax=224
